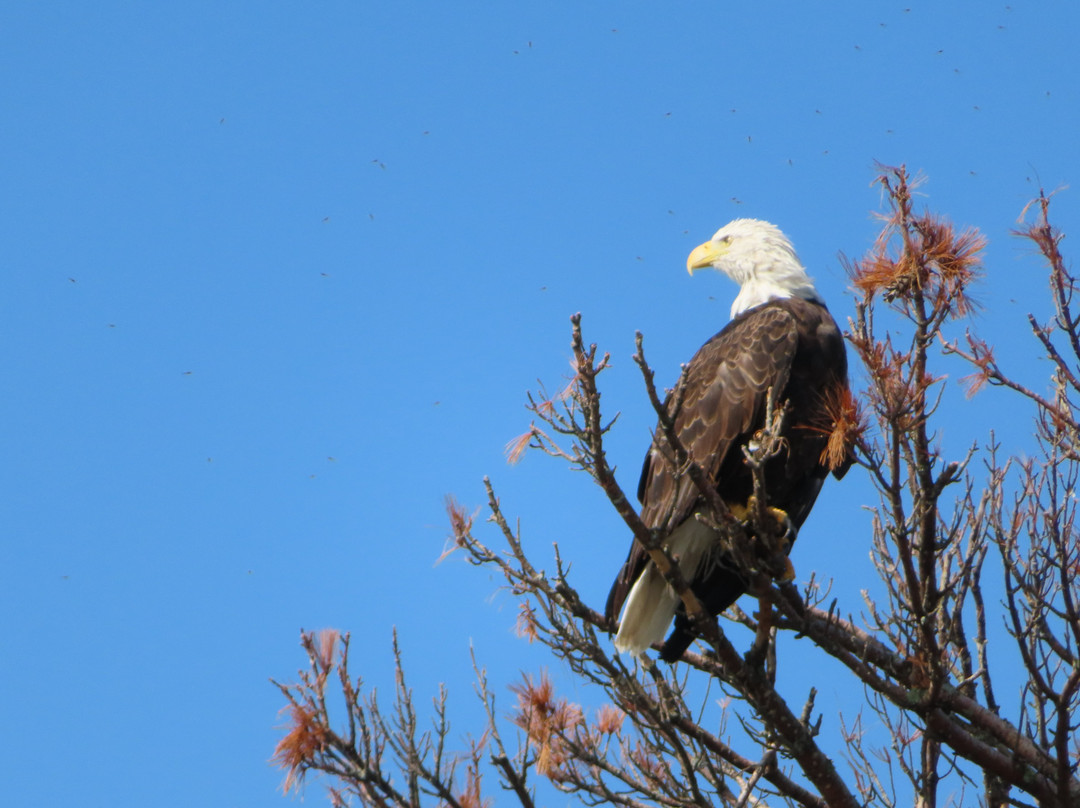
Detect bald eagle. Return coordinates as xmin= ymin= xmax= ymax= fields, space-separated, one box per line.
xmin=606 ymin=219 xmax=851 ymax=661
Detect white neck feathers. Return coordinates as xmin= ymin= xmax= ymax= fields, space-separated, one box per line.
xmin=730 ymin=270 xmax=824 ymax=318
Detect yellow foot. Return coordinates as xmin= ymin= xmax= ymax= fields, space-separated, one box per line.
xmin=729 ymin=498 xmax=796 ymax=548
xmin=728 ymin=497 xmax=798 ymax=581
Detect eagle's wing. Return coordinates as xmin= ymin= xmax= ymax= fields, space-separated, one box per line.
xmin=605 ymin=306 xmax=800 ymax=625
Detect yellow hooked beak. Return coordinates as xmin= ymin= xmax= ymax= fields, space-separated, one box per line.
xmin=686 ymin=240 xmax=729 ymax=275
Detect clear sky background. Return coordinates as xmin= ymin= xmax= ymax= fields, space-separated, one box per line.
xmin=2 ymin=2 xmax=1077 ymax=806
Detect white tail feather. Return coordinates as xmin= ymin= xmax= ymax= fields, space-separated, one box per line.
xmin=613 ymin=518 xmax=718 ymax=656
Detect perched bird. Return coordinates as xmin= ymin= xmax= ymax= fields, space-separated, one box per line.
xmin=606 ymin=219 xmax=852 ymax=661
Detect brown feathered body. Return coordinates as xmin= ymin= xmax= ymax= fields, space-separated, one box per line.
xmin=606 ymin=296 xmax=850 ymax=661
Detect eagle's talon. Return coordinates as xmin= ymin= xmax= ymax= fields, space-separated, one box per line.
xmin=735 ymin=498 xmax=797 ymax=546
xmin=769 ymin=506 xmax=797 ymax=552
xmin=730 ymin=498 xmax=798 ymax=581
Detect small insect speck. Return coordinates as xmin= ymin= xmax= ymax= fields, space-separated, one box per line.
xmin=322 ymin=216 xmax=330 ymax=222
xmin=182 ymin=370 xmax=193 ymax=376
xmin=369 ymin=213 xmax=375 ymax=220
xmin=219 ymin=118 xmax=226 ymax=124
xmin=68 ymin=277 xmax=76 ymax=283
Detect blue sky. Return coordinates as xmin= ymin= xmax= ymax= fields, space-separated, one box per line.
xmin=2 ymin=2 xmax=1077 ymax=805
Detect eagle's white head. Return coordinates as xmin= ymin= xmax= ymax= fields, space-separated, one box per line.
xmin=686 ymin=218 xmax=824 ymax=318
